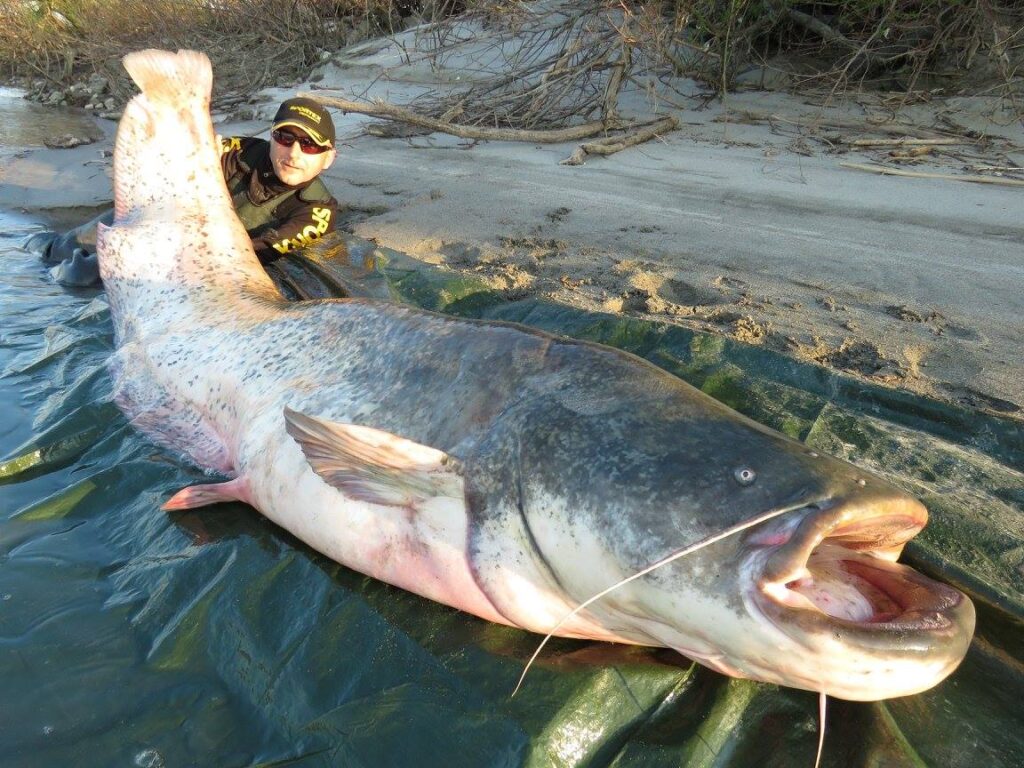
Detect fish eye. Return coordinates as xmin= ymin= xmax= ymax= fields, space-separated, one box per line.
xmin=733 ymin=467 xmax=757 ymax=486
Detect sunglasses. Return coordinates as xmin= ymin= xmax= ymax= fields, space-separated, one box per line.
xmin=271 ymin=129 xmax=330 ymax=155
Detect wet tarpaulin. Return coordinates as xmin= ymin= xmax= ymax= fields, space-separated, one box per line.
xmin=1 ymin=230 xmax=1021 ymax=767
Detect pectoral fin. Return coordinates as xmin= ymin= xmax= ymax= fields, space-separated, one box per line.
xmin=162 ymin=477 xmax=251 ymax=510
xmin=284 ymin=407 xmax=464 ymax=508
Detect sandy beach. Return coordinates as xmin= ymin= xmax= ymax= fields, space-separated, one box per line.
xmin=2 ymin=25 xmax=1022 ymax=420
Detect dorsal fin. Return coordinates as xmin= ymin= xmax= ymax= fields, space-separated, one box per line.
xmin=283 ymin=407 xmax=463 ymax=508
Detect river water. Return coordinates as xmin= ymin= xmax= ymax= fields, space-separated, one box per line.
xmin=0 ymin=86 xmax=102 ymax=154
xmin=2 ymin=93 xmax=1023 ymax=767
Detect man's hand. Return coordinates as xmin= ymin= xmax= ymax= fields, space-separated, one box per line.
xmin=50 ymin=248 xmax=101 ymax=287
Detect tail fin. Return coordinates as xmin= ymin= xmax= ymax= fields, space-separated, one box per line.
xmin=122 ymin=49 xmax=212 ymax=111
xmin=104 ymin=48 xmax=277 ymax=299
xmin=112 ymin=49 xmax=220 ymax=222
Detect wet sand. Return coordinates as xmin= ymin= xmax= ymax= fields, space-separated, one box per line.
xmin=2 ymin=29 xmax=1022 ymax=419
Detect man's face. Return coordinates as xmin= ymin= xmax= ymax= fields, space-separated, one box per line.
xmin=269 ymin=127 xmax=336 ymax=186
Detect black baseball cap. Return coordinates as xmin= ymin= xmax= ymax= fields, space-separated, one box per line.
xmin=272 ymin=97 xmax=335 ymax=147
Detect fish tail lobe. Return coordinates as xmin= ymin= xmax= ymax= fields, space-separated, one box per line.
xmin=112 ymin=50 xmax=222 ymax=221
xmin=122 ymin=49 xmax=212 ymax=109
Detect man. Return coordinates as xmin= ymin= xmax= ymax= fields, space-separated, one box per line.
xmin=34 ymin=97 xmax=340 ymax=285
xmin=221 ymin=96 xmax=339 ymax=264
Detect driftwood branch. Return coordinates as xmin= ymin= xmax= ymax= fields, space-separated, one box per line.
xmin=971 ymin=165 xmax=1024 ymax=172
xmin=602 ymin=43 xmax=631 ymax=124
xmin=849 ymin=138 xmax=968 ymax=147
xmin=841 ymin=162 xmax=1024 ymax=187
xmin=561 ymin=116 xmax=679 ymax=166
xmin=301 ymin=92 xmax=610 ymax=144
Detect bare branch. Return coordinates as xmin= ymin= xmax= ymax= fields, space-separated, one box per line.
xmin=302 ymin=91 xmax=611 ymax=142
xmin=841 ymin=161 xmax=1024 ymax=186
xmin=560 ymin=116 xmax=679 ymax=165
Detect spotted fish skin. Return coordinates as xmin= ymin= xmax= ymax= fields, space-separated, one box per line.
xmin=98 ymin=50 xmax=974 ymax=702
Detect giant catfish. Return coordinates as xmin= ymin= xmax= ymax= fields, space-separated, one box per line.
xmin=97 ymin=49 xmax=974 ymax=702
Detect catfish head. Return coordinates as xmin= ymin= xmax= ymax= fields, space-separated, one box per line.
xmin=506 ymin=369 xmax=976 ymax=702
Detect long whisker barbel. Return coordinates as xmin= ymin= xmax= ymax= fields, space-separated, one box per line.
xmin=815 ymin=691 xmax=827 ymax=768
xmin=511 ymin=498 xmax=815 ymax=696
xmin=513 ymin=497 xmax=829 ymax=768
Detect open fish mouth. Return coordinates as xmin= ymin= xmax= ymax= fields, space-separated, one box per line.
xmin=744 ymin=495 xmax=976 ymax=697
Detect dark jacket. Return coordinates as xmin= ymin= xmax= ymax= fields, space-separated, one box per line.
xmin=220 ymin=137 xmax=340 ymax=264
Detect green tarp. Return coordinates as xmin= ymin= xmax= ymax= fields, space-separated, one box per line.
xmin=1 ymin=231 xmax=1021 ymax=767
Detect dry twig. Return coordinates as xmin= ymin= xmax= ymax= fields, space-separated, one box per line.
xmin=841 ymin=161 xmax=1024 ymax=186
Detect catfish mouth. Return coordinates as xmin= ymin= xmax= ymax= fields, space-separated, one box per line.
xmin=751 ymin=497 xmax=975 ymax=653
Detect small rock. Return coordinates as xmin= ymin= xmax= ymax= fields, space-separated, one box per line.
xmin=44 ymin=134 xmax=95 ymax=149
xmin=87 ymin=74 xmax=109 ymax=94
xmin=231 ymin=107 xmax=258 ymax=121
